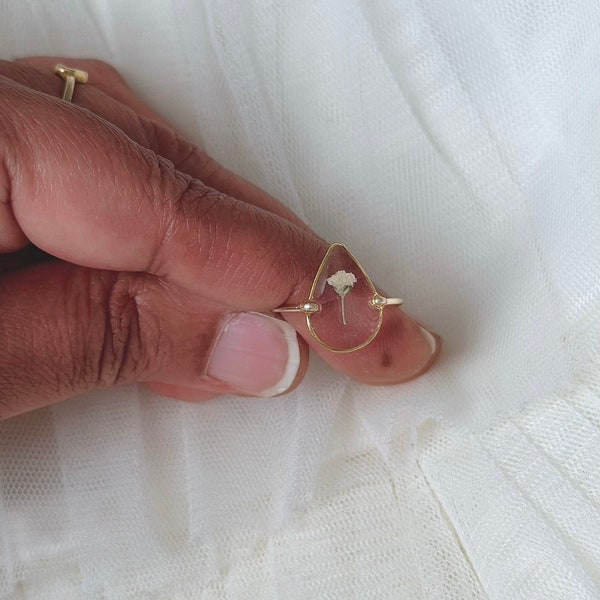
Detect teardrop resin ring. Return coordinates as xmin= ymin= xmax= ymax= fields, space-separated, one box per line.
xmin=273 ymin=242 xmax=403 ymax=353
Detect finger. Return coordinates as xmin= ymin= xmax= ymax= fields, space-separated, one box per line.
xmin=0 ymin=75 xmax=318 ymax=301
xmin=0 ymin=260 xmax=308 ymax=420
xmin=7 ymin=57 xmax=439 ymax=384
xmin=7 ymin=57 xmax=307 ymax=228
xmin=18 ymin=57 xmax=169 ymax=124
xmin=0 ymin=75 xmax=438 ymax=387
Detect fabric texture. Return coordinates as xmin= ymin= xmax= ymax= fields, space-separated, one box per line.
xmin=1 ymin=0 xmax=600 ymax=597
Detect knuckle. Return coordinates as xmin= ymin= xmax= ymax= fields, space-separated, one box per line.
xmin=137 ymin=118 xmax=181 ymax=162
xmin=172 ymin=134 xmax=223 ymax=183
xmin=137 ymin=116 xmax=167 ymax=152
xmin=82 ymin=272 xmax=165 ymax=388
xmin=173 ymin=182 xmax=229 ymax=266
xmin=137 ymin=117 xmax=224 ymax=184
xmin=0 ymin=268 xmax=168 ymax=418
xmin=147 ymin=159 xmax=220 ymax=274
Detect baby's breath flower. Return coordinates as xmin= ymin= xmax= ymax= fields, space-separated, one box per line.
xmin=327 ymin=270 xmax=357 ymax=326
xmin=327 ymin=270 xmax=357 ymax=297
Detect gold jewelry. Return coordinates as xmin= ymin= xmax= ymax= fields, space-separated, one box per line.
xmin=274 ymin=242 xmax=403 ymax=353
xmin=54 ymin=64 xmax=88 ymax=103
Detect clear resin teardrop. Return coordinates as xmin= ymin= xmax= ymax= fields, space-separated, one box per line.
xmin=307 ymin=243 xmax=382 ymax=352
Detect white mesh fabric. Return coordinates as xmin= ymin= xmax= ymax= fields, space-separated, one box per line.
xmin=1 ymin=0 xmax=600 ymax=597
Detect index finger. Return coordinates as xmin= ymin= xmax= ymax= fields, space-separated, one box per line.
xmin=0 ymin=76 xmax=439 ymax=384
xmin=6 ymin=57 xmax=309 ymax=230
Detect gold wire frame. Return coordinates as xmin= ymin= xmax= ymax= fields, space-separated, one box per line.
xmin=274 ymin=242 xmax=402 ymax=353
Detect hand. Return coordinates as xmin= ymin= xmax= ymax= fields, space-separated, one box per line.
xmin=0 ymin=58 xmax=439 ymax=420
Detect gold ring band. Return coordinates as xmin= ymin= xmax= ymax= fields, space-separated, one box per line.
xmin=273 ymin=296 xmax=403 ymax=314
xmin=54 ymin=64 xmax=88 ymax=103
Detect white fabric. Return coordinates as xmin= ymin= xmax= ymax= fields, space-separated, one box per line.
xmin=1 ymin=0 xmax=600 ymax=597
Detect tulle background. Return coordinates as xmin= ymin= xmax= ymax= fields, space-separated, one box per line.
xmin=1 ymin=0 xmax=600 ymax=597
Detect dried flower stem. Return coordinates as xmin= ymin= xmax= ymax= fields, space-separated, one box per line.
xmin=326 ymin=270 xmax=357 ymax=326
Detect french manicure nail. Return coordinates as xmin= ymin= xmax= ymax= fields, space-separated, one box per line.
xmin=418 ymin=325 xmax=438 ymax=356
xmin=207 ymin=312 xmax=301 ymax=397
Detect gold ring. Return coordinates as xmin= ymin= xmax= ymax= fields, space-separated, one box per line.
xmin=54 ymin=64 xmax=88 ymax=103
xmin=273 ymin=242 xmax=403 ymax=353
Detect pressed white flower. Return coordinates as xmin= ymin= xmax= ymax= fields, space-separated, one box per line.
xmin=326 ymin=270 xmax=357 ymax=326
xmin=327 ymin=270 xmax=357 ymax=296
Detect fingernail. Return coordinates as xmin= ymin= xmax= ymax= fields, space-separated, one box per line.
xmin=418 ymin=325 xmax=439 ymax=356
xmin=207 ymin=312 xmax=300 ymax=397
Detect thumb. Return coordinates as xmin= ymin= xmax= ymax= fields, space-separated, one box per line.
xmin=0 ymin=260 xmax=308 ymax=419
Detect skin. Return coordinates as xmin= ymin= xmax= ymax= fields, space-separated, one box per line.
xmin=0 ymin=57 xmax=440 ymax=420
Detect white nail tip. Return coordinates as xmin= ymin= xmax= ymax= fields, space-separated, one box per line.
xmin=258 ymin=317 xmax=301 ymax=398
xmin=418 ymin=326 xmax=438 ymax=355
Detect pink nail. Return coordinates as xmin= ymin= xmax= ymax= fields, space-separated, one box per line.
xmin=207 ymin=312 xmax=300 ymax=397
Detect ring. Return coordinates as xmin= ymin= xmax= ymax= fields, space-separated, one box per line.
xmin=273 ymin=242 xmax=403 ymax=353
xmin=54 ymin=64 xmax=88 ymax=103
